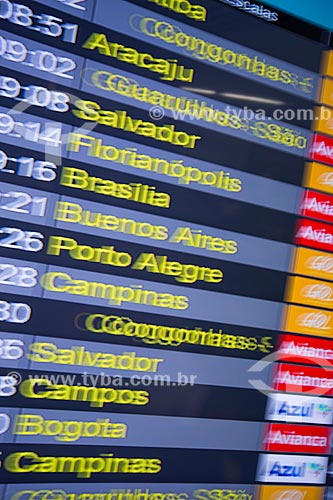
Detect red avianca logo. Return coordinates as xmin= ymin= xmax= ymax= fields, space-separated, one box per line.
xmin=278 ymin=334 xmax=333 ymax=367
xmin=311 ymin=134 xmax=333 ymax=165
xmin=295 ymin=219 xmax=333 ymax=252
xmin=264 ymin=423 xmax=331 ymax=454
xmin=301 ymin=190 xmax=333 ymax=224
xmin=274 ymin=363 xmax=333 ymax=396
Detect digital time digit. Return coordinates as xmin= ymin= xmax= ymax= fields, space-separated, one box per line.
xmin=0 ymin=0 xmax=79 ymax=43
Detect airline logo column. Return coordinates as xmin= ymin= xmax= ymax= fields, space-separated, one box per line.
xmin=257 ymin=51 xmax=333 ymax=500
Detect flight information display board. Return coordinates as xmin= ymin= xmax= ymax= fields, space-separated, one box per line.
xmin=0 ymin=0 xmax=333 ymax=499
